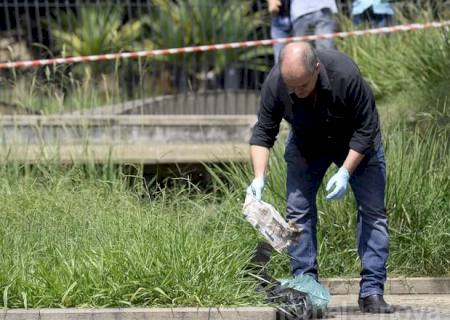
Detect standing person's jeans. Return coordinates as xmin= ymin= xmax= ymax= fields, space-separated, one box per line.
xmin=271 ymin=15 xmax=292 ymax=63
xmin=292 ymin=8 xmax=337 ymax=50
xmin=284 ymin=135 xmax=389 ymax=298
xmin=352 ymin=7 xmax=393 ymax=28
xmin=271 ymin=8 xmax=336 ymax=63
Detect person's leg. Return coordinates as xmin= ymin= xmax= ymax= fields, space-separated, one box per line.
xmin=385 ymin=14 xmax=394 ymax=27
xmin=373 ymin=14 xmax=393 ymax=28
xmin=352 ymin=14 xmax=363 ymax=26
xmin=271 ymin=15 xmax=292 ymax=63
xmin=291 ymin=13 xmax=310 ymax=38
xmin=343 ymin=146 xmax=389 ymax=298
xmin=284 ymin=135 xmax=331 ymax=280
xmin=313 ymin=8 xmax=337 ymax=50
xmin=366 ymin=7 xmax=381 ymax=29
xmin=352 ymin=9 xmax=372 ymax=29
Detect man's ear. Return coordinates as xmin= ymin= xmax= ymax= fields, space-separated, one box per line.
xmin=315 ymin=62 xmax=321 ymax=73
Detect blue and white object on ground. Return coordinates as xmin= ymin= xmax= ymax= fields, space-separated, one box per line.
xmin=279 ymin=274 xmax=331 ymax=311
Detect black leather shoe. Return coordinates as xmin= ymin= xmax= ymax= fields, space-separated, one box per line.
xmin=358 ymin=294 xmax=395 ymax=313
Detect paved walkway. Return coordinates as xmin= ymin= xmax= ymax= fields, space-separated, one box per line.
xmin=2 ymin=294 xmax=449 ymax=319
xmin=327 ymin=294 xmax=450 ymax=319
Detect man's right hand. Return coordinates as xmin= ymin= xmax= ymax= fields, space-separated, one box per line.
xmin=268 ymin=0 xmax=281 ymax=14
xmin=249 ymin=145 xmax=270 ymax=201
xmin=247 ymin=176 xmax=265 ymax=201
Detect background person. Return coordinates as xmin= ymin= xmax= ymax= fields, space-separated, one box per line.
xmin=268 ymin=0 xmax=338 ymax=63
xmin=352 ymin=0 xmax=395 ymax=28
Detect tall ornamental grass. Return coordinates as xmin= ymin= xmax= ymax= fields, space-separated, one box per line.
xmin=337 ymin=6 xmax=450 ymax=113
xmin=0 ymin=165 xmax=264 ymax=308
xmin=0 ymin=124 xmax=447 ymax=308
xmin=210 ymin=124 xmax=450 ymax=279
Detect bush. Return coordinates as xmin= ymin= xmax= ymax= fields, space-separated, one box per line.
xmin=337 ymin=5 xmax=450 ymax=108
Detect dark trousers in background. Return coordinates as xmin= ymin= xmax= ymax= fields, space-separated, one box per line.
xmin=352 ymin=7 xmax=393 ymax=28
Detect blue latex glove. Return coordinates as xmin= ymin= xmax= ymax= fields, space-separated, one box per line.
xmin=247 ymin=176 xmax=265 ymax=201
xmin=326 ymin=167 xmax=350 ymax=200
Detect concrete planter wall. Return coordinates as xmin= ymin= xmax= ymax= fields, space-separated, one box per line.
xmin=0 ymin=115 xmax=256 ymax=164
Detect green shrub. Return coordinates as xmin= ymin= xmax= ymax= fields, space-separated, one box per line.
xmin=0 ymin=164 xmax=264 ymax=308
xmin=145 ymin=0 xmax=271 ymax=89
xmin=336 ymin=5 xmax=450 ymax=128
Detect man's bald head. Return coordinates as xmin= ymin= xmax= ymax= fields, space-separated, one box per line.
xmin=280 ymin=42 xmax=318 ymax=79
xmin=279 ymin=42 xmax=320 ymax=98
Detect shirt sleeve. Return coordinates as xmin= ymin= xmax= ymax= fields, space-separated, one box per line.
xmin=346 ymin=75 xmax=380 ymax=155
xmin=249 ymin=82 xmax=284 ymax=148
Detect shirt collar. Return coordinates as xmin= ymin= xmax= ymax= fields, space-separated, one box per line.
xmin=317 ymin=63 xmax=332 ymax=92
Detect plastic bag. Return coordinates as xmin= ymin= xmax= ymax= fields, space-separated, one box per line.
xmin=242 ymin=192 xmax=301 ymax=252
xmin=279 ymin=274 xmax=331 ymax=311
xmin=249 ymin=241 xmax=313 ymax=320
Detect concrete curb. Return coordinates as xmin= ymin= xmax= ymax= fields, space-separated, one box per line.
xmin=2 ymin=278 xmax=450 ymax=319
xmin=323 ymin=277 xmax=450 ymax=295
xmin=1 ymin=307 xmax=276 ymax=320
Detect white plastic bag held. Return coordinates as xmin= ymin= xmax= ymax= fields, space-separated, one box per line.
xmin=242 ymin=192 xmax=301 ymax=252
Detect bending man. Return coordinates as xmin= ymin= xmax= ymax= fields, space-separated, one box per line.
xmin=248 ymin=42 xmax=394 ymax=314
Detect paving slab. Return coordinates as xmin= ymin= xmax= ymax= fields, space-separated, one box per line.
xmin=324 ymin=278 xmax=450 ymax=295
xmin=3 ymin=296 xmax=450 ymax=320
xmin=1 ymin=295 xmax=449 ymax=319
xmin=0 ymin=307 xmax=276 ymax=320
xmin=327 ymin=294 xmax=450 ymax=319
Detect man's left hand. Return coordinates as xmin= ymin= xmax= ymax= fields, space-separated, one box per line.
xmin=326 ymin=167 xmax=350 ymax=200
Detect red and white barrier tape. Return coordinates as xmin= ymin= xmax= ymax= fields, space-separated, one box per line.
xmin=1 ymin=20 xmax=449 ymax=70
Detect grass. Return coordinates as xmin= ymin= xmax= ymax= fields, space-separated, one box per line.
xmin=0 ymin=59 xmax=165 ymax=114
xmin=0 ymin=118 xmax=448 ymax=308
xmin=212 ymin=121 xmax=450 ymax=279
xmin=0 ymin=165 xmax=265 ymax=308
xmin=336 ymin=6 xmax=450 ymax=119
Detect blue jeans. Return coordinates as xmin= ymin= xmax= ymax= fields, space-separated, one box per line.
xmin=284 ymin=136 xmax=389 ymax=298
xmin=352 ymin=9 xmax=393 ymax=28
xmin=271 ymin=15 xmax=292 ymax=63
xmin=271 ymin=9 xmax=337 ymax=63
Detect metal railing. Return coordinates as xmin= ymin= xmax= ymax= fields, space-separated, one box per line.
xmin=0 ymin=0 xmax=437 ymax=115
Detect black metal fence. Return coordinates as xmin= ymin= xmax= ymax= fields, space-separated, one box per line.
xmin=0 ymin=0 xmax=442 ymax=115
